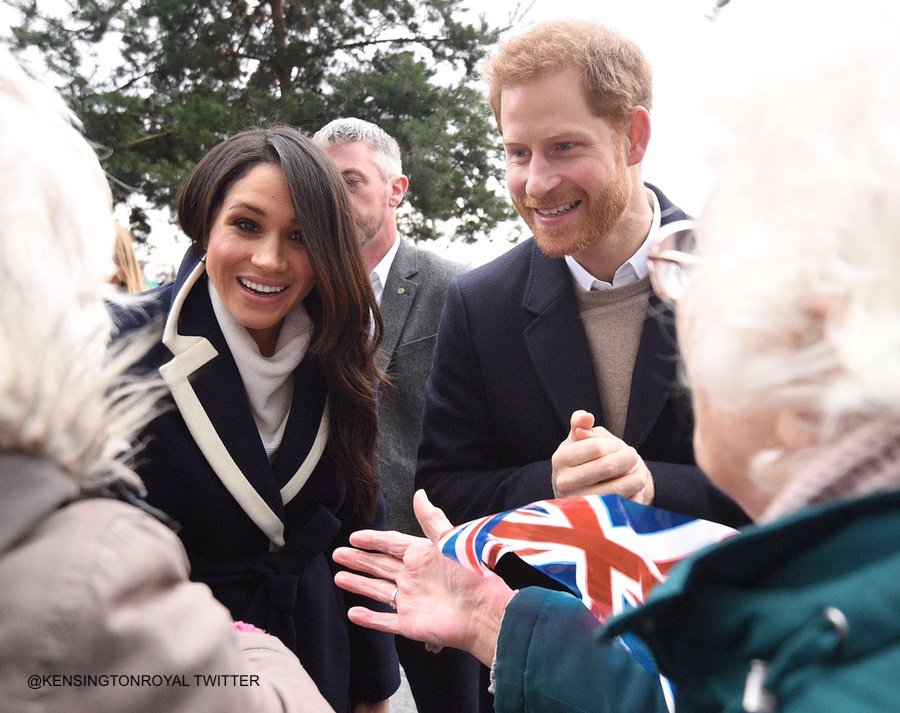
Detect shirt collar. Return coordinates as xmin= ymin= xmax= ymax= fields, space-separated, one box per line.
xmin=565 ymin=187 xmax=661 ymax=292
xmin=369 ymin=236 xmax=400 ymax=305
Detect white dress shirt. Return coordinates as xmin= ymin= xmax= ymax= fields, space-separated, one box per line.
xmin=368 ymin=236 xmax=401 ymax=306
xmin=565 ymin=188 xmax=662 ymax=291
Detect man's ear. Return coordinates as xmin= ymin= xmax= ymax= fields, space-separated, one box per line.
xmin=389 ymin=175 xmax=409 ymax=207
xmin=624 ymin=106 xmax=651 ymax=166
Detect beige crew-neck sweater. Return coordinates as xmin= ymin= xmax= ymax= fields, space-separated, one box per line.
xmin=574 ymin=277 xmax=651 ymax=439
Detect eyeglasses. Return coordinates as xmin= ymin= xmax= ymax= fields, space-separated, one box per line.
xmin=647 ymin=219 xmax=703 ymax=306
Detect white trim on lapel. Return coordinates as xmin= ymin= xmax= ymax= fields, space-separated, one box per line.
xmin=159 ymin=261 xmax=287 ymax=548
xmin=280 ymin=400 xmax=330 ymax=505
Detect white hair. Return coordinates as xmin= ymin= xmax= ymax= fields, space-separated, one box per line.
xmin=313 ymin=117 xmax=404 ymax=178
xmin=0 ymin=51 xmax=157 ymax=487
xmin=681 ymin=0 xmax=900 ymax=482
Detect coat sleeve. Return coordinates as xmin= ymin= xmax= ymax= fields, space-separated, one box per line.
xmin=415 ymin=279 xmax=557 ymax=524
xmin=33 ymin=500 xmax=334 ymax=713
xmin=333 ymin=491 xmax=401 ymax=703
xmin=494 ymin=588 xmax=669 ymax=713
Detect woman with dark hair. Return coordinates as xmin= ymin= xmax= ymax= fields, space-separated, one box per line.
xmin=115 ymin=125 xmax=397 ymax=713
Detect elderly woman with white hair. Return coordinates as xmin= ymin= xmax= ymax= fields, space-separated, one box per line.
xmin=0 ymin=52 xmax=334 ymax=712
xmin=331 ymin=0 xmax=900 ymax=711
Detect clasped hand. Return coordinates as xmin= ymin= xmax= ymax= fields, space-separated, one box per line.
xmin=551 ymin=410 xmax=655 ymax=504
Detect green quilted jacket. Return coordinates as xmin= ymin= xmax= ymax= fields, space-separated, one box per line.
xmin=496 ymin=488 xmax=900 ymax=713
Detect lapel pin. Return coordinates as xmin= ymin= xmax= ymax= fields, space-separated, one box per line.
xmin=397 ymin=287 xmax=406 ymax=295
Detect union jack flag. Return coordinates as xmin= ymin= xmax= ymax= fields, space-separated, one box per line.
xmin=439 ymin=495 xmax=736 ymax=710
xmin=439 ymin=494 xmax=736 ymax=621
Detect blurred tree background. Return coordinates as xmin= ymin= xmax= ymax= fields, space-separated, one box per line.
xmin=5 ymin=0 xmax=524 ymax=244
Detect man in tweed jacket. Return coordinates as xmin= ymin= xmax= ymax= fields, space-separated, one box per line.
xmin=315 ymin=118 xmax=475 ymax=713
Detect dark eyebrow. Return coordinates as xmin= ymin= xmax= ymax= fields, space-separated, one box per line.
xmin=226 ymin=202 xmax=265 ymax=216
xmin=224 ymin=202 xmax=300 ymax=228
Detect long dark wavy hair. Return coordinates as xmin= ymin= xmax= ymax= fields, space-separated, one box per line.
xmin=176 ymin=125 xmax=383 ymax=520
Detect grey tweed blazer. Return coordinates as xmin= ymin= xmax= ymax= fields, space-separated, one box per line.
xmin=375 ymin=238 xmax=466 ymax=534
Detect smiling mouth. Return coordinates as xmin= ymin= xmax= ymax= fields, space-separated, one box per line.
xmin=535 ymin=200 xmax=581 ymax=217
xmin=238 ymin=277 xmax=288 ymax=296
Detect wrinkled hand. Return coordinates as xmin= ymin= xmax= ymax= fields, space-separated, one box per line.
xmin=551 ymin=410 xmax=654 ymax=504
xmin=333 ymin=490 xmax=515 ymax=666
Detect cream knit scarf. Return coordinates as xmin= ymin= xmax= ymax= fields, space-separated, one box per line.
xmin=209 ymin=281 xmax=312 ymax=462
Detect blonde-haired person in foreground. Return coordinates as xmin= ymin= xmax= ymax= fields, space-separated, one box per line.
xmin=332 ymin=1 xmax=900 ymax=711
xmin=0 ymin=51 xmax=333 ymax=713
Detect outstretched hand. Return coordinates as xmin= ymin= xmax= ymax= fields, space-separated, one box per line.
xmin=333 ymin=490 xmax=515 ymax=666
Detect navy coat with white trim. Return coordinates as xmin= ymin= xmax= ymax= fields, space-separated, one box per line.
xmin=114 ymin=251 xmax=399 ymax=713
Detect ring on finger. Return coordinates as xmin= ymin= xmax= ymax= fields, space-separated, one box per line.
xmin=388 ymin=586 xmax=399 ymax=610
